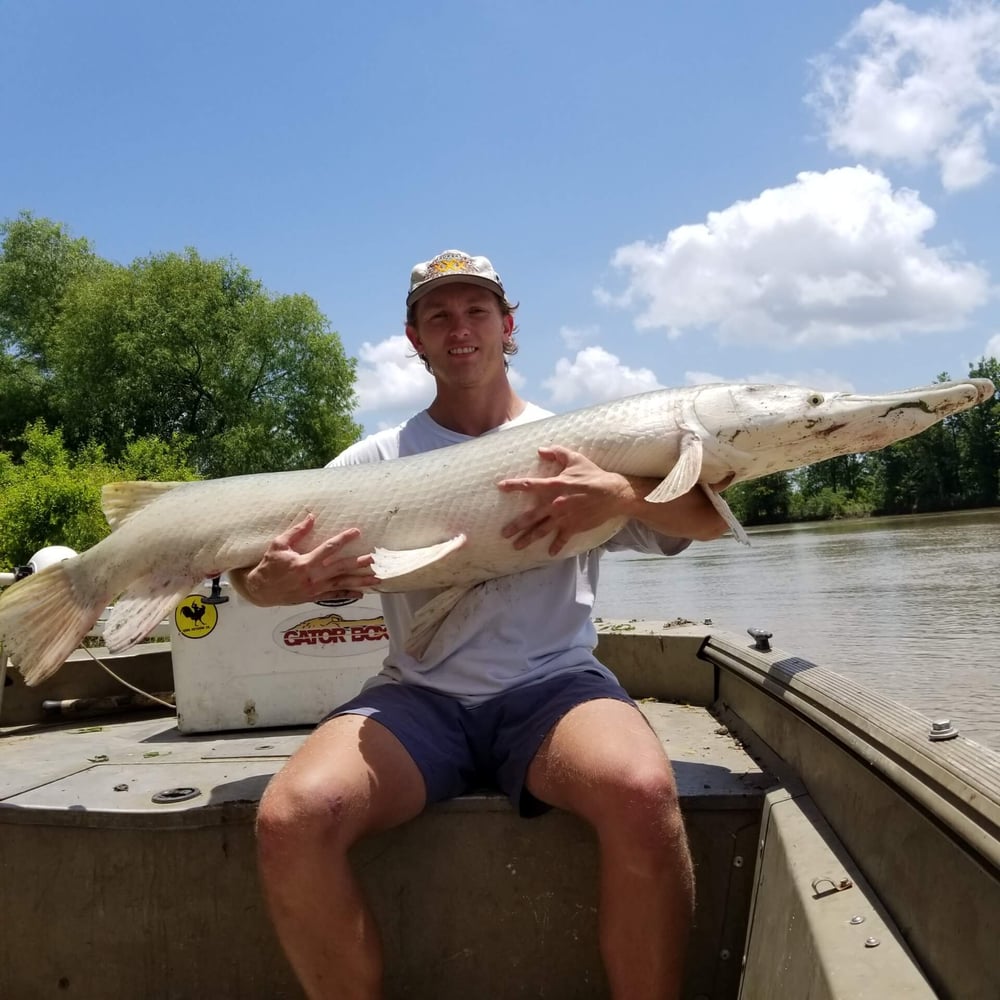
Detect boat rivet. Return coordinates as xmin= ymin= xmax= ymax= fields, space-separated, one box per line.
xmin=850 ymin=915 xmax=865 ymax=925
xmin=929 ymin=719 xmax=959 ymax=741
xmin=733 ymin=855 xmax=744 ymax=868
xmin=865 ymin=937 xmax=881 ymax=948
xmin=720 ymin=949 xmax=731 ymax=960
xmin=151 ymin=786 xmax=201 ymax=804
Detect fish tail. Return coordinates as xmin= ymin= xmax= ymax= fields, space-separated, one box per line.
xmin=0 ymin=562 xmax=109 ymax=686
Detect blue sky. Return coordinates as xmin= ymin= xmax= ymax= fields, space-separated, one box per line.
xmin=3 ymin=0 xmax=998 ymax=437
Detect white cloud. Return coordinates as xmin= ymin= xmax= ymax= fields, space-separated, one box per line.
xmin=810 ymin=0 xmax=1000 ymax=191
xmin=507 ymin=365 xmax=527 ymax=390
xmin=986 ymin=333 xmax=1000 ymax=359
xmin=543 ymin=346 xmax=662 ymax=406
xmin=601 ymin=166 xmax=990 ymax=346
xmin=354 ymin=335 xmax=433 ymax=413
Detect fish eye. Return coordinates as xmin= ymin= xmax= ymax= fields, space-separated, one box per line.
xmin=808 ymin=393 xmax=824 ymax=406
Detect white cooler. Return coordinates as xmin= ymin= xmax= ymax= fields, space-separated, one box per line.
xmin=170 ymin=579 xmax=389 ymax=733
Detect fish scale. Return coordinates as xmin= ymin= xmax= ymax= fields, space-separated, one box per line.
xmin=0 ymin=378 xmax=993 ymax=686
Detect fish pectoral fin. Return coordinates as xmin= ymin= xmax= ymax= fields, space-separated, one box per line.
xmin=646 ymin=433 xmax=704 ymax=503
xmin=701 ymin=482 xmax=750 ymax=546
xmin=371 ymin=535 xmax=467 ymax=583
xmin=103 ymin=577 xmax=194 ymax=652
xmin=404 ymin=585 xmax=471 ymax=660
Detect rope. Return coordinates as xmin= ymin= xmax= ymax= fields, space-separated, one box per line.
xmin=81 ymin=644 xmax=177 ymax=711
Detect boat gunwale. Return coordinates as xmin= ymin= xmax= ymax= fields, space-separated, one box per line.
xmin=703 ymin=631 xmax=1000 ymax=875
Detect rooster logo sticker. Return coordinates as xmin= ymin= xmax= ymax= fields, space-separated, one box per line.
xmin=175 ymin=595 xmax=218 ymax=639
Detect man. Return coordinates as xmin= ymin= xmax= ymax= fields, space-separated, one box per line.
xmin=239 ymin=250 xmax=729 ymax=1000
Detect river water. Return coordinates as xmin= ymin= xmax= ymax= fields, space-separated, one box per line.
xmin=594 ymin=508 xmax=1000 ymax=749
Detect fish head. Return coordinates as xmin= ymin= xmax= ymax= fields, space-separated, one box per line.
xmin=693 ymin=378 xmax=996 ymax=479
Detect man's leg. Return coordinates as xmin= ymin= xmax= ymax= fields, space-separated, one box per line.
xmin=525 ymin=698 xmax=694 ymax=1000
xmin=256 ymin=714 xmax=426 ymax=1000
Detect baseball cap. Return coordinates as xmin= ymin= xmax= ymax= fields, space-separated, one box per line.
xmin=406 ymin=249 xmax=506 ymax=308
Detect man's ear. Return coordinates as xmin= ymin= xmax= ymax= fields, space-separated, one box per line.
xmin=405 ymin=324 xmax=422 ymax=351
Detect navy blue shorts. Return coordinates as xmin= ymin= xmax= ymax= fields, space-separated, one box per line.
xmin=324 ymin=669 xmax=636 ymax=817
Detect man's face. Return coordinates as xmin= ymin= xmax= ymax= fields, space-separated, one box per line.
xmin=406 ymin=283 xmax=513 ymax=382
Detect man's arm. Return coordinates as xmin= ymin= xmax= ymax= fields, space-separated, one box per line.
xmin=498 ymin=445 xmax=730 ymax=556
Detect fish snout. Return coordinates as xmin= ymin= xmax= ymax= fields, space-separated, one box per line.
xmin=934 ymin=378 xmax=996 ymax=415
xmin=972 ymin=378 xmax=997 ymax=405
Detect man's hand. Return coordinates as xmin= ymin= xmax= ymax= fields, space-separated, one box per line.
xmin=497 ymin=446 xmax=631 ymax=556
xmin=498 ymin=448 xmax=737 ymax=555
xmin=231 ymin=513 xmax=380 ymax=606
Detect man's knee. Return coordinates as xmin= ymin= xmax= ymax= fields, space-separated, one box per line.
xmin=594 ymin=762 xmax=687 ymax=856
xmin=257 ymin=768 xmax=363 ymax=861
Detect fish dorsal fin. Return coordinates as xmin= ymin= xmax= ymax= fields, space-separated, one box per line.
xmin=371 ymin=534 xmax=467 ymax=583
xmin=102 ymin=481 xmax=186 ymax=531
xmin=646 ymin=432 xmax=703 ymax=503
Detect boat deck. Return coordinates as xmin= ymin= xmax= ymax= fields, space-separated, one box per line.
xmin=0 ymin=699 xmax=773 ymax=999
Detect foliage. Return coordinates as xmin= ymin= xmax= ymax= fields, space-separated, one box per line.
xmin=866 ymin=361 xmax=999 ymax=515
xmin=725 ymin=473 xmax=791 ymax=525
xmin=0 ymin=212 xmax=101 ymax=365
xmin=954 ymin=357 xmax=1000 ymax=507
xmin=0 ymin=423 xmax=198 ymax=570
xmin=0 ymin=212 xmax=105 ymax=455
xmin=1 ymin=216 xmax=360 ymax=477
xmin=789 ymin=486 xmax=873 ymax=521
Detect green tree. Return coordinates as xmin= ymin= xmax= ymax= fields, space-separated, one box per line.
xmin=953 ymin=357 xmax=1000 ymax=507
xmin=793 ymin=453 xmax=872 ymax=498
xmin=870 ymin=420 xmax=964 ymax=514
xmin=0 ymin=215 xmax=361 ymax=477
xmin=52 ymin=249 xmax=361 ymax=476
xmin=869 ymin=441 xmax=910 ymax=514
xmin=726 ymin=472 xmax=791 ymax=525
xmin=0 ymin=422 xmax=198 ymax=570
xmin=0 ymin=213 xmax=103 ymax=453
xmin=868 ymin=367 xmax=997 ymax=513
xmin=46 ymin=246 xmax=359 ymax=476
xmin=790 ymin=484 xmax=871 ymax=521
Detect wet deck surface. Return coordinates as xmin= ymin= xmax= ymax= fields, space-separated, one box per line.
xmin=0 ymin=701 xmax=773 ymax=822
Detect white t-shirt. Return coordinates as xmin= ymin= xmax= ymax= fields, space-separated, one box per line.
xmin=329 ymin=404 xmax=690 ymax=706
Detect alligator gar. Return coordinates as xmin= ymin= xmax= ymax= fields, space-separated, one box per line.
xmin=0 ymin=378 xmax=993 ymax=685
